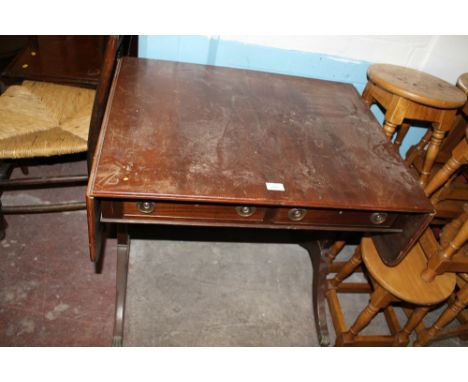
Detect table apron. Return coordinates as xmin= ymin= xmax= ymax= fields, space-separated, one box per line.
xmin=99 ymin=199 xmax=407 ymax=233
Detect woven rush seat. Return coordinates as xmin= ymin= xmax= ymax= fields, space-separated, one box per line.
xmin=0 ymin=80 xmax=95 ymax=159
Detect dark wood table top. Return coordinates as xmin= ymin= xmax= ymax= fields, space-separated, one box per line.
xmin=1 ymin=36 xmax=107 ymax=87
xmin=89 ymin=57 xmax=432 ymax=215
xmin=86 ymin=57 xmax=436 ymax=346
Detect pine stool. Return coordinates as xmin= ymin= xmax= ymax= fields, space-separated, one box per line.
xmin=326 ymin=235 xmax=456 ymax=346
xmin=413 ymin=207 xmax=468 ymax=346
xmin=362 ymin=64 xmax=467 ymax=186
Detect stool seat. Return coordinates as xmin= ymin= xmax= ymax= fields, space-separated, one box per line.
xmin=361 ymin=237 xmax=456 ymax=305
xmin=363 ymin=65 xmax=467 ymax=186
xmin=368 ymin=64 xmax=466 ymax=109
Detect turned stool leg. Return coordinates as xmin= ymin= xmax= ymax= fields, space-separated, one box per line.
xmin=405 ymin=129 xmax=432 ymax=168
xmin=415 ymin=284 xmax=468 ymax=346
xmin=326 ymin=240 xmax=346 ymax=263
xmin=383 ymin=120 xmax=399 ymax=142
xmin=394 ymin=306 xmax=430 ymax=346
xmin=329 ymin=245 xmax=362 ymax=289
xmin=420 ymin=126 xmax=446 ymax=186
xmin=361 ymin=82 xmax=374 ymax=107
xmin=394 ymin=123 xmax=411 ymax=150
xmin=336 ymin=283 xmax=394 ymax=346
xmin=422 ymin=217 xmax=468 ymax=282
xmin=420 ymin=112 xmax=458 ymax=186
xmin=423 ymin=139 xmax=468 ymax=197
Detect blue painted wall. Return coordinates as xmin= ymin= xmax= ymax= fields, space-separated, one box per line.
xmin=138 ymin=35 xmax=425 ymax=155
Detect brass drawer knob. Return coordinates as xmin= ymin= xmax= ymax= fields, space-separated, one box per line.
xmin=235 ymin=206 xmax=256 ymax=217
xmin=137 ymin=201 xmax=156 ymax=214
xmin=370 ymin=212 xmax=388 ymax=225
xmin=288 ymin=208 xmax=307 ymax=221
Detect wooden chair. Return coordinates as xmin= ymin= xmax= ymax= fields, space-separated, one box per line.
xmin=0 ymin=36 xmax=127 ymax=240
xmin=362 ymin=64 xmax=466 ymax=186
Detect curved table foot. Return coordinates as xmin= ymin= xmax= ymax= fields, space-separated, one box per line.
xmin=303 ymin=240 xmax=331 ymax=347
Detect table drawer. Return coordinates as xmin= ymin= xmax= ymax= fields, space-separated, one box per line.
xmin=101 ymin=200 xmax=400 ymax=230
xmin=102 ymin=200 xmax=267 ymax=223
xmin=271 ymin=207 xmax=398 ymax=228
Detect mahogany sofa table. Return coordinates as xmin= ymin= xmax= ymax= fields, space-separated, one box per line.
xmin=86 ymin=57 xmax=434 ymax=346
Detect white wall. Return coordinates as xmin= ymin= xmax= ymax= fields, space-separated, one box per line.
xmin=220 ymin=35 xmax=468 ymax=83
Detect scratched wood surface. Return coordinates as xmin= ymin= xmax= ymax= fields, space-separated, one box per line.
xmin=88 ymin=57 xmax=432 ymax=213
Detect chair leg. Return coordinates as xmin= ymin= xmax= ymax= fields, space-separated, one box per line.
xmin=455 ymin=307 xmax=468 ymax=341
xmin=419 ymin=115 xmax=457 ymax=186
xmin=394 ymin=123 xmax=411 ymax=151
xmin=0 ymin=161 xmax=14 ymax=240
xmin=19 ymin=166 xmax=29 ymax=175
xmin=361 ymin=82 xmax=374 ymax=107
xmin=455 ymin=277 xmax=468 ymax=341
xmin=415 ymin=284 xmax=468 ymax=346
xmin=383 ymin=120 xmax=399 ymax=142
xmin=405 ymin=129 xmax=432 ymax=168
xmin=336 ymin=283 xmax=394 ymax=346
xmin=112 ymin=224 xmax=130 ymax=347
xmin=326 ymin=240 xmax=346 ymax=263
xmin=423 ymin=139 xmax=467 ymax=197
xmin=394 ymin=306 xmax=430 ymax=346
xmin=0 ymin=201 xmax=6 ymax=241
xmin=422 ymin=218 xmax=468 ymax=282
xmin=329 ymin=245 xmax=362 ymax=289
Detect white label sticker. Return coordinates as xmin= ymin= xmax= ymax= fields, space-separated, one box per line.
xmin=266 ymin=182 xmax=285 ymax=191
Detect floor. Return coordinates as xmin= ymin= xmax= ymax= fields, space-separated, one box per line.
xmin=0 ymin=159 xmax=466 ymax=346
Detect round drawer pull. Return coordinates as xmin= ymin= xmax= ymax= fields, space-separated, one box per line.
xmin=137 ymin=201 xmax=156 ymax=214
xmin=288 ymin=208 xmax=307 ymax=221
xmin=235 ymin=206 xmax=256 ymax=217
xmin=370 ymin=212 xmax=388 ymax=225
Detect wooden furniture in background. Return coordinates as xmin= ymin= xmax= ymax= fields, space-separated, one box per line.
xmin=326 ymin=234 xmax=455 ymax=346
xmin=415 ymin=136 xmax=468 ymax=346
xmin=362 ymin=64 xmax=466 ymax=186
xmin=1 ymin=36 xmax=107 ymax=87
xmin=423 ymin=74 xmax=468 ymax=222
xmin=433 ymin=74 xmax=468 ymax=166
xmin=0 ymin=36 xmax=28 ymax=91
xmin=425 ymin=128 xmax=468 ymax=221
xmin=415 ymin=275 xmax=468 ymax=346
xmin=87 ymin=57 xmax=434 ymax=346
xmin=326 ymin=128 xmax=468 ymax=346
xmin=0 ymin=36 xmax=130 ymax=240
xmin=414 ymin=210 xmax=468 ymax=346
xmin=327 ymin=71 xmax=468 ymax=272
xmin=422 ymin=207 xmax=468 ymax=281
